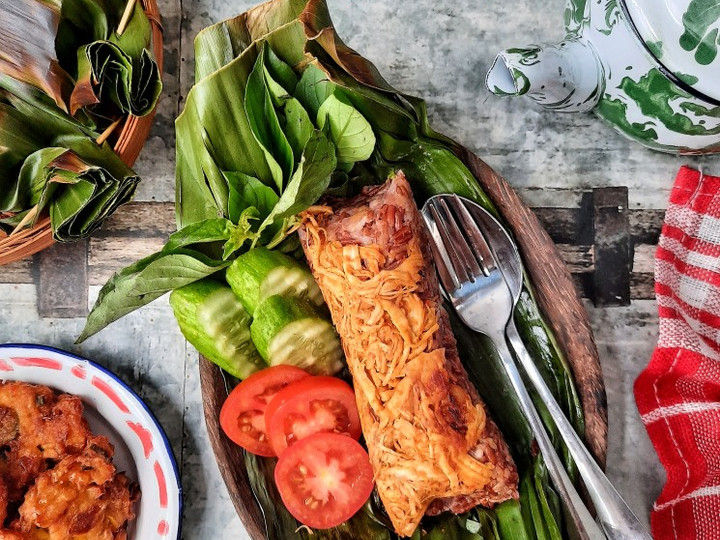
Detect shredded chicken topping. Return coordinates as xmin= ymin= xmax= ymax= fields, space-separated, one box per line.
xmin=300 ymin=172 xmax=518 ymax=537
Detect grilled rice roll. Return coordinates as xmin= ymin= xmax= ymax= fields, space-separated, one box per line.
xmin=299 ymin=171 xmax=518 ymax=537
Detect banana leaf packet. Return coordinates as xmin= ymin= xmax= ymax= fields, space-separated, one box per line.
xmin=0 ymin=0 xmax=161 ymax=241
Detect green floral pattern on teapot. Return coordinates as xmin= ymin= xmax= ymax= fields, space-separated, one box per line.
xmin=487 ymin=0 xmax=720 ymax=154
xmin=680 ymin=0 xmax=720 ymax=65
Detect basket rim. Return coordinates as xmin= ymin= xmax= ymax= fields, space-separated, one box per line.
xmin=0 ymin=0 xmax=164 ymax=266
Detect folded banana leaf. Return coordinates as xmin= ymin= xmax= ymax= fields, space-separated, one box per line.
xmin=72 ymin=42 xmax=161 ymax=118
xmin=0 ymin=0 xmax=161 ymax=127
xmin=0 ymin=0 xmax=161 ymax=241
xmin=69 ymin=0 xmax=161 ymax=119
xmin=0 ymin=77 xmax=139 ymax=240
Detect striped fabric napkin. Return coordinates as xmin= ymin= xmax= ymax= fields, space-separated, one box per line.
xmin=634 ymin=166 xmax=720 ymax=540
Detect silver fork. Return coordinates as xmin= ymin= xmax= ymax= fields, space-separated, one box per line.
xmin=448 ymin=195 xmax=652 ymax=540
xmin=422 ymin=195 xmax=604 ymax=540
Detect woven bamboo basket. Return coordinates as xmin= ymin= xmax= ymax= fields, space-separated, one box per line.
xmin=0 ymin=0 xmax=164 ymax=266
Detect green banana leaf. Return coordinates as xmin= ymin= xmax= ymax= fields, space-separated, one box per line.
xmin=0 ymin=0 xmax=162 ymax=240
xmin=71 ymin=41 xmax=161 ymax=118
xmin=64 ymin=0 xmax=162 ymax=120
xmin=0 ymin=77 xmax=139 ymax=240
xmin=192 ymin=0 xmax=308 ymax=81
xmin=0 ymin=0 xmax=74 ymax=112
xmin=1 ymin=0 xmax=161 ymax=124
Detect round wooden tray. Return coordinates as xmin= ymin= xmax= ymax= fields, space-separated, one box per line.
xmin=199 ymin=151 xmax=608 ymax=540
xmin=0 ymin=0 xmax=164 ymax=267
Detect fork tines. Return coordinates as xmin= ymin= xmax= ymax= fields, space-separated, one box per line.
xmin=422 ymin=195 xmax=497 ymax=290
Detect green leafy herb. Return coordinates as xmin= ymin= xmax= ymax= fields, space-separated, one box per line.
xmin=245 ymin=44 xmax=294 ymax=189
xmin=317 ymin=92 xmax=376 ymax=169
xmin=223 ymin=207 xmax=261 ymax=259
xmin=294 ymin=64 xmax=336 ymax=116
xmin=225 ymin=172 xmax=280 ymax=224
xmin=256 ymin=129 xmax=336 ymax=237
xmin=77 ymin=224 xmax=234 ymax=342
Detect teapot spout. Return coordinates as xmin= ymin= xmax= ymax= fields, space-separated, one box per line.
xmin=485 ymin=40 xmax=603 ymax=112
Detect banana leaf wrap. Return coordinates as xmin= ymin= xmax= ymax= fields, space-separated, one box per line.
xmin=80 ymin=0 xmax=592 ymax=538
xmin=68 ymin=0 xmax=162 ymax=120
xmin=71 ymin=41 xmax=161 ymax=118
xmin=0 ymin=0 xmax=161 ymax=127
xmin=0 ymin=77 xmax=139 ymax=240
xmin=0 ymin=0 xmax=161 ymax=241
xmin=0 ymin=0 xmax=74 ymax=112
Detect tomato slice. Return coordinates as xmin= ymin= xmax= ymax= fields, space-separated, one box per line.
xmin=220 ymin=365 xmax=310 ymax=456
xmin=274 ymin=433 xmax=374 ymax=529
xmin=264 ymin=376 xmax=361 ymax=455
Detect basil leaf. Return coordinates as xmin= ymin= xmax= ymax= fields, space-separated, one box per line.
xmin=223 ymin=206 xmax=260 ymax=259
xmin=244 ymin=44 xmax=294 ymax=189
xmin=78 ymin=247 xmax=230 ymax=342
xmin=126 ymin=252 xmax=231 ymax=296
xmin=225 ymin=171 xmax=279 ymax=224
xmin=77 ymin=251 xmax=169 ymax=343
xmin=317 ymin=92 xmax=375 ymax=167
xmin=282 ymin=97 xmax=314 ymax=160
xmin=257 ymin=129 xmax=336 ymax=235
xmin=162 ymin=218 xmax=232 ymax=252
xmin=264 ymin=45 xmax=298 ymax=97
xmin=294 ymin=63 xmax=335 ymax=116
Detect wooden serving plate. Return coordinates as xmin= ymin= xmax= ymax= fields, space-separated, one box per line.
xmin=199 ymin=151 xmax=608 ymax=540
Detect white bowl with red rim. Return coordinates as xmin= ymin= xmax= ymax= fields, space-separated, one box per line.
xmin=0 ymin=344 xmax=182 ymax=539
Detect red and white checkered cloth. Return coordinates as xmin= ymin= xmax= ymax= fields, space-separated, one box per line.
xmin=634 ymin=166 xmax=720 ymax=540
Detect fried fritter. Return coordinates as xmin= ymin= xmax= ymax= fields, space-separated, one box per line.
xmin=13 ymin=437 xmax=137 ymax=540
xmin=0 ymin=382 xmax=139 ymax=539
xmin=0 ymin=530 xmax=28 ymax=540
xmin=0 ymin=382 xmax=92 ymax=500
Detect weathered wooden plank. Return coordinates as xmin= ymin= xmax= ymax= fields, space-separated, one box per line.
xmin=556 ymin=243 xmax=594 ymax=273
xmin=96 ymin=202 xmax=175 ymax=236
xmin=88 ymin=236 xmax=168 ymax=284
xmin=0 ymin=259 xmax=33 ymax=284
xmin=36 ymin=240 xmax=88 ymax=318
xmin=0 ymin=204 xmax=667 ymax=304
xmin=630 ymin=273 xmax=655 ymax=300
xmin=592 ymin=188 xmax=631 ymax=306
xmin=632 ymin=244 xmax=656 ymax=275
xmin=530 ymin=207 xmax=584 ymax=244
xmin=629 ymin=209 xmax=664 ymax=245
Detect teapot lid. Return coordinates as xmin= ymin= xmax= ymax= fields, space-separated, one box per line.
xmin=623 ymin=0 xmax=720 ymax=102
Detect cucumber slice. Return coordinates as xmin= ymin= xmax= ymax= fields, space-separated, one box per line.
xmin=226 ymin=247 xmax=324 ymax=314
xmin=250 ymin=295 xmax=344 ymax=375
xmin=170 ymin=279 xmax=265 ymax=379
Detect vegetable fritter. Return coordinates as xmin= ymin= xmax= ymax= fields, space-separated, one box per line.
xmin=0 ymin=382 xmax=138 ymax=539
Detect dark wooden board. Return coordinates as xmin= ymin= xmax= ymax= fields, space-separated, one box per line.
xmin=198 ymin=152 xmax=609 ymax=539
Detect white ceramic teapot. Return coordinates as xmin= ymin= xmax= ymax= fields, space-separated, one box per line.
xmin=485 ymin=0 xmax=720 ymax=154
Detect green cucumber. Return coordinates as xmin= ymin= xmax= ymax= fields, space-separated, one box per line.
xmin=226 ymin=247 xmax=324 ymax=314
xmin=170 ymin=278 xmax=265 ymax=379
xmin=250 ymin=294 xmax=343 ymax=375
